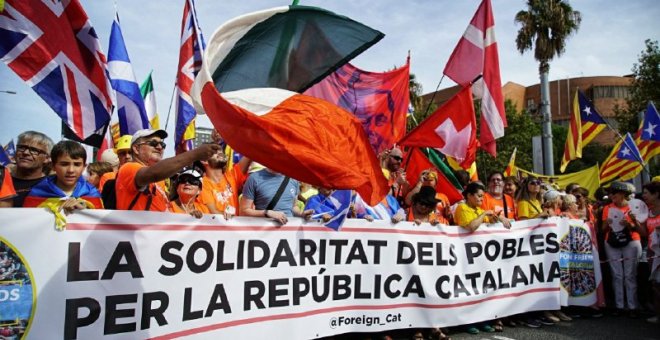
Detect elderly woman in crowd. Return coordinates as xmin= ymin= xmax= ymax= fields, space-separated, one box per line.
xmin=602 ymin=181 xmax=646 ymax=318
xmin=168 ymin=169 xmax=209 ymax=218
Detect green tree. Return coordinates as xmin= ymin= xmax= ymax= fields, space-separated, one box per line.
xmin=515 ymin=0 xmax=582 ymax=175
xmin=476 ymin=99 xmax=541 ymax=179
xmin=407 ymin=73 xmax=437 ymax=131
xmin=614 ymin=39 xmax=660 ymax=134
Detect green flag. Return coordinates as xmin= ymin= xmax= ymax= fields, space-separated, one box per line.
xmin=423 ymin=148 xmax=463 ymax=190
xmin=140 ymin=71 xmax=159 ymax=129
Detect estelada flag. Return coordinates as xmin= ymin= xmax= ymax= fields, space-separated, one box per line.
xmin=398 ymin=86 xmax=478 ymax=169
xmin=403 ymin=148 xmax=463 ymax=204
xmin=192 ymin=6 xmax=388 ymax=205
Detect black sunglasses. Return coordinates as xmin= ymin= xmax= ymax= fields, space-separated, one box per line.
xmin=139 ymin=140 xmax=166 ymax=149
xmin=16 ymin=144 xmax=48 ymax=156
xmin=390 ymin=155 xmax=403 ymax=161
xmin=178 ymin=176 xmax=201 ymax=187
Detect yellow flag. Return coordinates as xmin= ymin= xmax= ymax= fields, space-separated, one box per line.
xmin=516 ymin=164 xmax=600 ymax=199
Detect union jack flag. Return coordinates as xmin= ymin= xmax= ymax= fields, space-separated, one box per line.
xmin=0 ymin=0 xmax=113 ymax=140
xmin=174 ymin=0 xmax=205 ymax=154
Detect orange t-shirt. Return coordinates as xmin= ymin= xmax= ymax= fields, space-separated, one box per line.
xmin=98 ymin=171 xmax=116 ymax=192
xmin=198 ymin=164 xmax=246 ymax=215
xmin=0 ymin=167 xmax=16 ymax=201
xmin=603 ymin=204 xmax=641 ymax=241
xmin=481 ymin=192 xmax=516 ymax=220
xmin=169 ymin=200 xmax=210 ymax=215
xmin=116 ymin=162 xmax=169 ymax=212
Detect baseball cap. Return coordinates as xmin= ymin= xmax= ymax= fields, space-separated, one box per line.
xmin=131 ymin=129 xmax=168 ymax=147
xmin=608 ymin=181 xmax=634 ymax=194
xmin=115 ymin=135 xmax=133 ymax=151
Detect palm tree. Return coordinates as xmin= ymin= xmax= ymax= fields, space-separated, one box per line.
xmin=515 ymin=0 xmax=581 ymax=175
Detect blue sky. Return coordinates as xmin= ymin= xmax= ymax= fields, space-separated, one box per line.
xmin=1 ymin=0 xmax=659 ymax=157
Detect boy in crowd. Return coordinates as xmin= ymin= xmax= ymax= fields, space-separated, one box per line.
xmin=23 ymin=140 xmax=102 ymax=229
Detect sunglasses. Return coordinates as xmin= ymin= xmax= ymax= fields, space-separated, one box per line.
xmin=178 ymin=176 xmax=201 ymax=187
xmin=16 ymin=144 xmax=48 ymax=156
xmin=574 ymin=195 xmax=583 ymax=199
xmin=390 ymin=155 xmax=403 ymax=162
xmin=139 ymin=140 xmax=166 ymax=149
xmin=529 ymin=180 xmax=541 ymax=185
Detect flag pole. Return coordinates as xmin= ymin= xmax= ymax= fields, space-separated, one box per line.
xmin=600 ymin=110 xmax=649 ymax=174
xmin=163 ymin=82 xmax=177 ymax=132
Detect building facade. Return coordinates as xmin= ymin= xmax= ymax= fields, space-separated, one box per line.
xmin=422 ymin=76 xmax=633 ymax=145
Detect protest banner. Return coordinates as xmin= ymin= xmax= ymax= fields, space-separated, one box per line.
xmin=0 ymin=209 xmax=600 ymax=339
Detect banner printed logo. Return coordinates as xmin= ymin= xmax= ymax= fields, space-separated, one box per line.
xmin=0 ymin=238 xmax=36 ymax=338
xmin=558 ymin=224 xmax=596 ymax=297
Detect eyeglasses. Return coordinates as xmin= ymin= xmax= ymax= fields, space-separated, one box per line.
xmin=16 ymin=144 xmax=48 ymax=156
xmin=574 ymin=195 xmax=583 ymax=199
xmin=390 ymin=155 xmax=403 ymax=162
xmin=178 ymin=176 xmax=201 ymax=187
xmin=490 ymin=178 xmax=503 ymax=182
xmin=529 ymin=180 xmax=541 ymax=185
xmin=138 ymin=140 xmax=166 ymax=149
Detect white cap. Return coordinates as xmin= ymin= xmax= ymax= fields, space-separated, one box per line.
xmin=131 ymin=129 xmax=168 ymax=147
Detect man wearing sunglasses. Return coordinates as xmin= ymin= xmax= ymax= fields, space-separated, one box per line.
xmin=10 ymin=131 xmax=54 ymax=207
xmin=115 ymin=129 xmax=221 ymax=211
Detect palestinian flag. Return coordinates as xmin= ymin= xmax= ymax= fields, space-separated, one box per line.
xmin=192 ymin=6 xmax=388 ymax=205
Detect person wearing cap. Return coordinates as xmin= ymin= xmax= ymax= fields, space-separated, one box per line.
xmin=198 ymin=135 xmax=252 ymax=216
xmin=407 ymin=186 xmax=441 ymax=225
xmin=169 ymin=169 xmax=209 ymax=218
xmin=602 ymin=181 xmax=647 ymax=318
xmin=516 ymin=177 xmax=544 ymax=220
xmin=405 ymin=169 xmax=450 ymax=224
xmin=115 ymin=128 xmax=221 ymax=212
xmin=381 ymin=146 xmax=409 ymax=201
xmin=482 ymin=171 xmax=516 ymax=224
xmin=98 ymin=136 xmax=132 ymax=192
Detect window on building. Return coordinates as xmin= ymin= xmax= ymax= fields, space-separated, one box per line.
xmin=526 ymin=98 xmax=537 ymax=114
xmin=592 ymin=86 xmax=630 ymax=99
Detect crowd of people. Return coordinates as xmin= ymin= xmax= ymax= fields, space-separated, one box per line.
xmin=0 ymin=129 xmax=658 ymax=339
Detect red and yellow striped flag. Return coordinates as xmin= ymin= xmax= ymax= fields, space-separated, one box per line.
xmin=560 ymin=90 xmax=607 ymax=172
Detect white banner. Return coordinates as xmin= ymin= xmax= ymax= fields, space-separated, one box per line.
xmin=0 ymin=209 xmax=601 ymax=339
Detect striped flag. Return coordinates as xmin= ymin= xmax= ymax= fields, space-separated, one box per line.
xmin=504 ymin=147 xmax=517 ymax=177
xmin=174 ymin=0 xmax=205 ymax=154
xmin=1 ymin=0 xmax=113 ymax=140
xmin=140 ymin=72 xmax=160 ymax=129
xmin=600 ymin=103 xmax=660 ymax=183
xmin=108 ymin=12 xmax=149 ymax=135
xmin=443 ymin=0 xmax=506 ymax=157
xmin=560 ymin=90 xmax=607 ymax=172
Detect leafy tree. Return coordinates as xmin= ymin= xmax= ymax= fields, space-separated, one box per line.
xmin=614 ymin=39 xmax=660 ymax=134
xmin=476 ymin=99 xmax=541 ymax=179
xmin=515 ymin=0 xmax=582 ymax=174
xmin=407 ymin=73 xmax=437 ymax=131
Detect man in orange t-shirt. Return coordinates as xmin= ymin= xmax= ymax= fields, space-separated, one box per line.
xmin=481 ymin=171 xmax=516 ymax=221
xmin=198 ymin=144 xmax=251 ymax=216
xmin=116 ymin=129 xmax=220 ymax=211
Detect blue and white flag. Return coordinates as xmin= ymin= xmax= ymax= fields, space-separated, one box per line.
xmin=108 ymin=12 xmax=149 ymax=136
xmin=616 ymin=132 xmax=644 ymax=163
xmin=324 ymin=190 xmax=353 ymax=231
xmin=0 ymin=147 xmax=11 ymax=166
xmin=642 ymin=102 xmax=660 ymax=142
xmin=4 ymin=139 xmax=15 ymax=157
